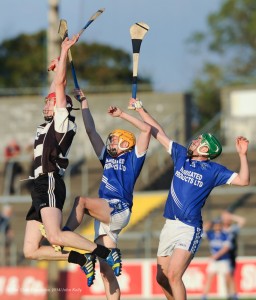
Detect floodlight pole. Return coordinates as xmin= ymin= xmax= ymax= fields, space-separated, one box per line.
xmin=47 ymin=0 xmax=60 ymax=86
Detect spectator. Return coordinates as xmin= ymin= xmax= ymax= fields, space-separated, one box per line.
xmin=0 ymin=204 xmax=14 ymax=265
xmin=3 ymin=139 xmax=23 ymax=194
xmin=22 ymin=138 xmax=35 ymax=193
xmin=221 ymin=210 xmax=246 ymax=300
xmin=202 ymin=219 xmax=234 ymax=300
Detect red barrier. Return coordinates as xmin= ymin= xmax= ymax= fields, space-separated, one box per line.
xmin=58 ymin=257 xmax=256 ymax=299
xmin=0 ymin=267 xmax=47 ymax=300
xmin=2 ymin=258 xmax=255 ymax=299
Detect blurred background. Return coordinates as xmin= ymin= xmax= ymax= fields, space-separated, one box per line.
xmin=0 ymin=0 xmax=256 ymax=299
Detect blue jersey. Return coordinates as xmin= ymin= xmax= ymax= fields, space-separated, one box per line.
xmin=163 ymin=142 xmax=236 ymax=228
xmin=206 ymin=230 xmax=231 ymax=260
xmin=98 ymin=146 xmax=146 ymax=210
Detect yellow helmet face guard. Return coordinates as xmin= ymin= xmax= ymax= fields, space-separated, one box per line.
xmin=106 ymin=129 xmax=136 ymax=157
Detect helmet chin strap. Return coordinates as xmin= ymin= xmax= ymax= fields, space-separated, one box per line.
xmin=187 ymin=149 xmax=193 ymax=157
xmin=44 ymin=116 xmax=53 ymax=122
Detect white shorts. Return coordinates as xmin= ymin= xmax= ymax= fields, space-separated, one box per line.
xmin=207 ymin=259 xmax=232 ymax=275
xmin=157 ymin=219 xmax=202 ymax=256
xmin=94 ymin=199 xmax=131 ymax=243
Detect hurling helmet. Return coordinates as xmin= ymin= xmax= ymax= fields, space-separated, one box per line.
xmin=106 ymin=129 xmax=136 ymax=157
xmin=193 ymin=133 xmax=222 ymax=159
xmin=43 ymin=92 xmax=73 ymax=121
xmin=45 ymin=92 xmax=73 ymax=108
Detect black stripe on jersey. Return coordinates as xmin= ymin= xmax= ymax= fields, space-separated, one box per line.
xmin=33 ymin=113 xmax=76 ymax=176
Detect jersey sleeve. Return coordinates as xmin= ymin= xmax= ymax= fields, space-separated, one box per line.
xmin=54 ymin=107 xmax=76 ymax=133
xmin=214 ymin=164 xmax=236 ymax=186
xmin=169 ymin=141 xmax=187 ymax=163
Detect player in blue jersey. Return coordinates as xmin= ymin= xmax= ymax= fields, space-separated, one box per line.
xmin=128 ymin=98 xmax=250 ymax=300
xmin=202 ymin=219 xmax=233 ymax=300
xmin=221 ymin=210 xmax=246 ymax=300
xmin=63 ymin=91 xmax=151 ymax=299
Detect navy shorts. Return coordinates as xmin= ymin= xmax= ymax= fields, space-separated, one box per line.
xmin=26 ymin=172 xmax=66 ymax=222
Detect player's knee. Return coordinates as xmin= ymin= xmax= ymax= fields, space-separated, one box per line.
xmin=75 ymin=196 xmax=88 ymax=208
xmin=23 ymin=246 xmax=36 ymax=260
xmin=47 ymin=233 xmax=62 ymax=246
xmin=167 ymin=269 xmax=180 ymax=285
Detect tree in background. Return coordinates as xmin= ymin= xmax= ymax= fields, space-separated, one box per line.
xmin=0 ymin=31 xmax=46 ymax=89
xmin=0 ymin=30 xmax=151 ymax=92
xmin=188 ymin=0 xmax=256 ymax=126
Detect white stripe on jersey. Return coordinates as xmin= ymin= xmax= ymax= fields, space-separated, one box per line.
xmin=102 ymin=175 xmax=118 ymax=192
xmin=34 ymin=144 xmax=44 ymax=159
xmin=171 ymin=181 xmax=183 ymax=209
xmin=48 ymin=173 xmax=56 ymax=207
xmin=35 ymin=166 xmax=43 ymax=178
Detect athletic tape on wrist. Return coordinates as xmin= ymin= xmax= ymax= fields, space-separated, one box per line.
xmin=134 ymin=100 xmax=143 ymax=109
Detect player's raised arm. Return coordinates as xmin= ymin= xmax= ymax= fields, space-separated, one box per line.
xmin=230 ymin=136 xmax=250 ymax=186
xmin=55 ymin=35 xmax=79 ymax=108
xmin=75 ymin=88 xmax=104 ymax=157
xmin=128 ymin=98 xmax=171 ymax=151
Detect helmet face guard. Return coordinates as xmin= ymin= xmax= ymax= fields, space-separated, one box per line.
xmin=188 ymin=133 xmax=222 ymax=160
xmin=106 ymin=129 xmax=136 ymax=157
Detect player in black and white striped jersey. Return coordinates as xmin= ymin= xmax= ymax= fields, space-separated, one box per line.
xmin=23 ymin=35 xmax=119 ymax=288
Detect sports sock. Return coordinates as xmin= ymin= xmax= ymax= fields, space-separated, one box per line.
xmin=92 ymin=244 xmax=111 ymax=259
xmin=68 ymin=251 xmax=87 ymax=266
xmin=62 ymin=226 xmax=71 ymax=231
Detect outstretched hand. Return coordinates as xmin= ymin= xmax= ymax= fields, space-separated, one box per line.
xmin=61 ymin=34 xmax=79 ymax=52
xmin=73 ymin=88 xmax=86 ymax=103
xmin=128 ymin=98 xmax=137 ymax=110
xmin=235 ymin=136 xmax=249 ymax=155
xmin=108 ymin=106 xmax=122 ymax=117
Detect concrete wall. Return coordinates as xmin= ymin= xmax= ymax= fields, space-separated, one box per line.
xmin=0 ymin=91 xmax=190 ymax=161
xmin=221 ymin=85 xmax=256 ymax=148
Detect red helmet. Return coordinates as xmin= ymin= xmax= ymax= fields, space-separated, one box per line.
xmin=45 ymin=92 xmax=73 ymax=108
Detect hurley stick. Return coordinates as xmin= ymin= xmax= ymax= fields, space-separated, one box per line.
xmin=128 ymin=22 xmax=149 ymax=109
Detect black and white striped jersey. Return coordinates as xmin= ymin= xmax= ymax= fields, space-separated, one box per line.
xmin=33 ymin=107 xmax=77 ymax=178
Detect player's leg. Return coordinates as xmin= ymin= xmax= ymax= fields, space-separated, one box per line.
xmin=220 ymin=260 xmax=235 ymax=300
xmin=65 ymin=196 xmax=112 ymax=231
xmin=156 ymin=255 xmax=174 ymax=300
xmin=93 ymin=203 xmax=129 ymax=297
xmin=23 ymin=219 xmax=69 ymax=260
xmin=202 ymin=262 xmax=216 ymax=300
xmin=167 ymin=248 xmax=193 ymax=300
xmin=41 ymin=207 xmax=97 ymax=252
xmin=156 ymin=219 xmax=201 ymax=300
xmin=97 ymin=235 xmax=120 ymax=300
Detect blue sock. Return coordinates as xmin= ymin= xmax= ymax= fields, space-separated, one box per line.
xmin=62 ymin=226 xmax=71 ymax=231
